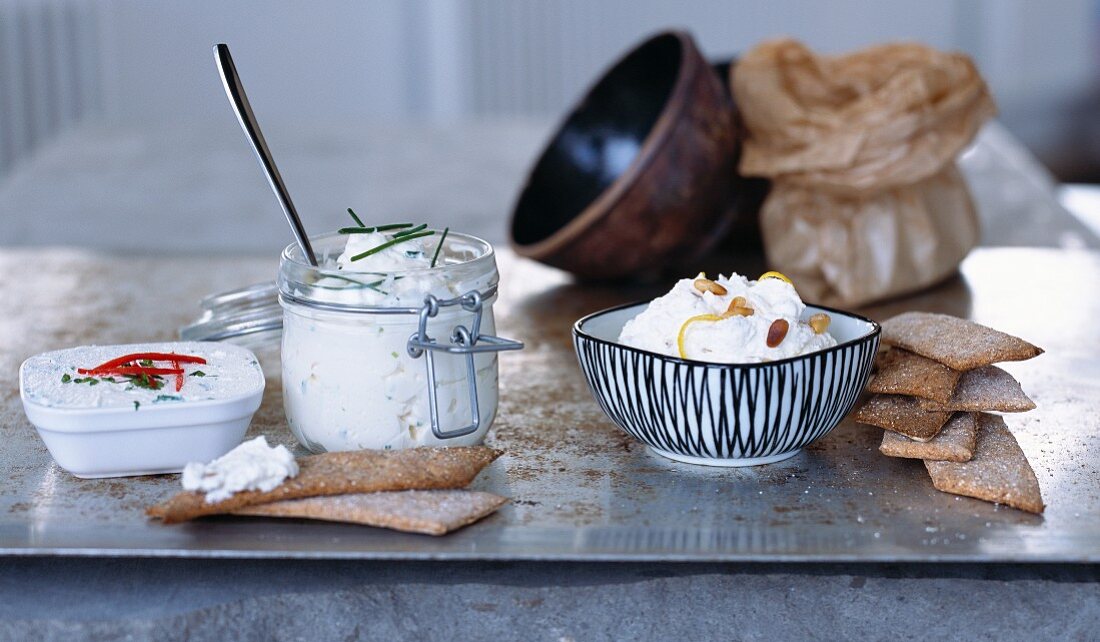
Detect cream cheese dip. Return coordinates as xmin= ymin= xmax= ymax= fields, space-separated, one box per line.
xmin=619 ymin=272 xmax=837 ymax=363
xmin=19 ymin=341 xmax=265 ymax=478
xmin=182 ymin=436 xmax=297 ymax=503
xmin=278 ymin=230 xmax=521 ymax=453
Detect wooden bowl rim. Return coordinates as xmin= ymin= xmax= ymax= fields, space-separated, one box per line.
xmin=509 ymin=30 xmax=705 ymax=259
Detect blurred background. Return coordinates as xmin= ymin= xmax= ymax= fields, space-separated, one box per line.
xmin=2 ymin=0 xmax=1099 ymax=252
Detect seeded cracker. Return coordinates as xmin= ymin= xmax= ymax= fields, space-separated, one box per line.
xmin=234 ymin=490 xmax=508 ymax=535
xmin=879 ymin=412 xmax=978 ymax=462
xmin=868 ymin=348 xmax=961 ymax=403
xmin=925 ymin=414 xmax=1043 ymax=513
xmin=918 ymin=365 xmax=1036 ymax=413
xmin=148 ymin=446 xmax=502 ymax=524
xmin=854 ymin=394 xmax=954 ymax=441
xmin=881 ymin=312 xmax=1043 ymax=371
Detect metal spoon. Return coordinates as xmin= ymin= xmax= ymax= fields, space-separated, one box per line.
xmin=213 ymin=43 xmax=318 ymax=265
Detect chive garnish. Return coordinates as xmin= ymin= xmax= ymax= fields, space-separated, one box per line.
xmin=350 ymin=230 xmax=434 ymax=262
xmin=391 ymin=223 xmax=427 ymax=238
xmin=347 ymin=207 xmax=365 ymax=227
xmin=190 ymin=371 xmax=206 ymax=377
xmin=338 ymin=223 xmax=415 ymax=235
xmin=431 ymin=227 xmax=449 ymax=268
xmin=133 ymin=401 xmax=140 ymax=411
xmin=61 ymin=374 xmax=71 ymax=383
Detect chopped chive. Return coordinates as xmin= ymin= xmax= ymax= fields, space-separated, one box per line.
xmin=350 ymin=230 xmax=434 ymax=262
xmin=338 ymin=223 xmax=415 ymax=235
xmin=61 ymin=374 xmax=71 ymax=383
xmin=391 ymin=223 xmax=427 ymax=238
xmin=431 ymin=227 xmax=449 ymax=267
xmin=139 ymin=359 xmax=153 ymax=367
xmin=133 ymin=401 xmax=140 ymax=411
xmin=346 ymin=207 xmax=365 ymax=227
xmin=190 ymin=370 xmax=206 ymax=377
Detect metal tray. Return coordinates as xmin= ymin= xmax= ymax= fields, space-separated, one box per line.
xmin=2 ymin=248 xmax=1098 ymax=561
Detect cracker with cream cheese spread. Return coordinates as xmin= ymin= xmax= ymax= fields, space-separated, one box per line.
xmin=881 ymin=312 xmax=1042 ymax=371
xmin=149 ymin=446 xmax=502 ymax=524
xmin=868 ymin=348 xmax=961 ymax=404
xmin=853 ymin=394 xmax=954 ymax=441
xmin=917 ymin=365 xmax=1035 ymax=413
xmin=234 ymin=490 xmax=507 ymax=535
xmin=879 ymin=412 xmax=977 ymax=462
xmin=924 ymin=414 xmax=1044 ymax=514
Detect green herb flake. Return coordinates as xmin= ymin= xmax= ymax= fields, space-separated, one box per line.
xmin=139 ymin=359 xmax=154 ymax=367
xmin=61 ymin=374 xmax=71 ymax=383
xmin=391 ymin=351 xmax=399 ymax=359
xmin=189 ymin=370 xmax=206 ymax=377
xmin=133 ymin=401 xmax=140 ymax=411
xmin=153 ymin=394 xmax=182 ymax=403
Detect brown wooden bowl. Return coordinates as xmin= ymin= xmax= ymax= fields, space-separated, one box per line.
xmin=509 ymin=31 xmax=739 ymax=280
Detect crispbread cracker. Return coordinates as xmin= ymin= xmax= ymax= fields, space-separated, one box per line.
xmin=879 ymin=412 xmax=977 ymax=462
xmin=868 ymin=348 xmax=961 ymax=403
xmin=924 ymin=414 xmax=1044 ymax=514
xmin=853 ymin=394 xmax=954 ymax=441
xmin=917 ymin=365 xmax=1035 ymax=413
xmin=881 ymin=312 xmax=1043 ymax=371
xmin=148 ymin=446 xmax=502 ymax=524
xmin=234 ymin=490 xmax=508 ymax=535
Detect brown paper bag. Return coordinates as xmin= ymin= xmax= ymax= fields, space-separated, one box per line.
xmin=732 ymin=39 xmax=996 ymax=306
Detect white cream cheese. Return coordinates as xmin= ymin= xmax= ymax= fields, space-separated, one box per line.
xmin=19 ymin=341 xmax=265 ymax=411
xmin=619 ymin=273 xmax=837 ymax=363
xmin=181 ymin=435 xmax=298 ymax=503
xmin=280 ymin=230 xmax=500 ymax=453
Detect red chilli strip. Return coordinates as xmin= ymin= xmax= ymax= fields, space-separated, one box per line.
xmin=77 ymin=366 xmax=185 ymax=377
xmin=85 ymin=352 xmax=207 ymax=372
xmin=173 ymin=360 xmax=184 ymax=392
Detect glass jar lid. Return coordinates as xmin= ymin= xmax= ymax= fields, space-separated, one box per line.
xmin=179 ymin=281 xmax=282 ymax=342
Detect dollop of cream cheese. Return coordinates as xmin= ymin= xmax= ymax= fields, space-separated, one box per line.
xmin=337 ymin=231 xmax=432 ymax=272
xmin=181 ymin=436 xmax=298 ymax=503
xmin=618 ymin=273 xmax=837 ymax=363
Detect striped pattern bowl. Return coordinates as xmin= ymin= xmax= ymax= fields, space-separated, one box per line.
xmin=573 ymin=302 xmax=880 ymax=467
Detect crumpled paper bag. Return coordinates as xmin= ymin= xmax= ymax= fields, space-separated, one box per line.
xmin=732 ymin=39 xmax=996 ymax=306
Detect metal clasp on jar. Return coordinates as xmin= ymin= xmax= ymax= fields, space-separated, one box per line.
xmin=406 ymin=290 xmax=523 ymax=439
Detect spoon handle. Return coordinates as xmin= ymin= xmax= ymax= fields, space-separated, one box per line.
xmin=213 ymin=43 xmax=318 ymax=266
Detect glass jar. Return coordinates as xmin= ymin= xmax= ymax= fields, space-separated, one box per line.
xmin=277 ymin=232 xmax=521 ymax=453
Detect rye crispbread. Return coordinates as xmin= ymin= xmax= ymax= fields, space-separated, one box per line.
xmin=868 ymin=348 xmax=961 ymax=404
xmin=234 ymin=490 xmax=508 ymax=535
xmin=879 ymin=412 xmax=977 ymax=462
xmin=148 ymin=446 xmax=502 ymax=524
xmin=924 ymin=414 xmax=1044 ymax=514
xmin=853 ymin=394 xmax=954 ymax=441
xmin=881 ymin=312 xmax=1043 ymax=371
xmin=917 ymin=365 xmax=1036 ymax=413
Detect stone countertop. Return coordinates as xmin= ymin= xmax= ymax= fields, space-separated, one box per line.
xmin=1 ymin=246 xmax=1099 ymax=638
xmin=4 ymin=247 xmax=1100 ymax=563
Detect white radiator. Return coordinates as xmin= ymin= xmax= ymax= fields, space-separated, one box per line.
xmin=0 ymin=0 xmax=102 ymax=177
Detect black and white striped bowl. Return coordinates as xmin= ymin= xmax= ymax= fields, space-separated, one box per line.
xmin=573 ymin=302 xmax=880 ymax=467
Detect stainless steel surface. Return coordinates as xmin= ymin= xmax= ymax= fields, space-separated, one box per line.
xmin=213 ymin=43 xmax=318 ymax=266
xmin=2 ymin=248 xmax=1099 ymax=561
